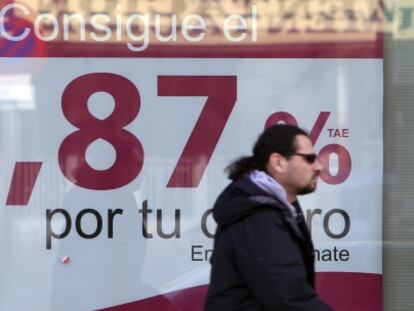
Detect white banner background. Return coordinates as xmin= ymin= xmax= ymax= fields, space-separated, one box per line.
xmin=0 ymin=58 xmax=382 ymax=311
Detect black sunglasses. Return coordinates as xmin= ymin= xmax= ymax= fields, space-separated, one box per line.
xmin=289 ymin=153 xmax=318 ymax=164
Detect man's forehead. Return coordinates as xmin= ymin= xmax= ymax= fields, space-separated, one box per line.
xmin=294 ymin=135 xmax=313 ymax=151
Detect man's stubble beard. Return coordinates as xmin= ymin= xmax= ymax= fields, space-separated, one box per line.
xmin=297 ymin=175 xmax=319 ymax=195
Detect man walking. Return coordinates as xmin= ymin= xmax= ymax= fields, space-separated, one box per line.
xmin=204 ymin=124 xmax=333 ymax=311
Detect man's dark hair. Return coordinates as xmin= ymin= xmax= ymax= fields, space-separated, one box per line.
xmin=226 ymin=124 xmax=309 ymax=180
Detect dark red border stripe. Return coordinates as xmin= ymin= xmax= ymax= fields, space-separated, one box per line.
xmin=97 ymin=272 xmax=382 ymax=311
xmin=0 ymin=34 xmax=383 ymax=58
xmin=44 ymin=34 xmax=383 ymax=58
xmin=317 ymin=272 xmax=383 ymax=311
xmin=97 ymin=285 xmax=208 ymax=311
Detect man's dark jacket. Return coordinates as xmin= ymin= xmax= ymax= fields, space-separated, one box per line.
xmin=204 ymin=176 xmax=333 ymax=311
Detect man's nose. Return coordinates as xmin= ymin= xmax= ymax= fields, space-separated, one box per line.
xmin=314 ymin=159 xmax=323 ymax=172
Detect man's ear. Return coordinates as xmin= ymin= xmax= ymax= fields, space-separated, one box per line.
xmin=268 ymin=153 xmax=287 ymax=174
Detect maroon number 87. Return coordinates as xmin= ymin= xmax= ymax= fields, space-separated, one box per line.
xmin=58 ymin=73 xmax=237 ymax=190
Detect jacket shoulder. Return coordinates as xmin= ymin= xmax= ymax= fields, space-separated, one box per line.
xmin=220 ymin=207 xmax=302 ymax=264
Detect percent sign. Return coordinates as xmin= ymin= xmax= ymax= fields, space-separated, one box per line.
xmin=265 ymin=111 xmax=352 ymax=185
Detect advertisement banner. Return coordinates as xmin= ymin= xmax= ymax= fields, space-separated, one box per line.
xmin=0 ymin=1 xmax=383 ymax=310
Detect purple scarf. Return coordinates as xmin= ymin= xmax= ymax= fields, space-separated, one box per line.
xmin=248 ymin=170 xmax=297 ymax=218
